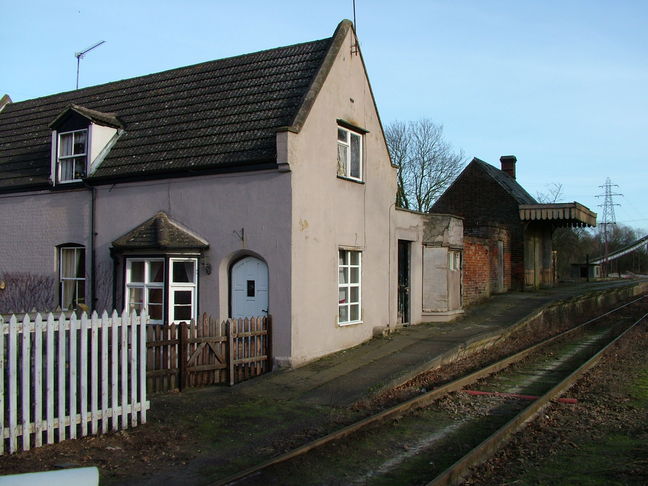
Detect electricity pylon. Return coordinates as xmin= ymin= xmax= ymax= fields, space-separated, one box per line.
xmin=595 ymin=177 xmax=622 ymax=276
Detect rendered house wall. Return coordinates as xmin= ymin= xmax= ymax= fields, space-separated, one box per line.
xmin=286 ymin=26 xmax=397 ymax=365
xmin=0 ymin=189 xmax=91 ymax=312
xmin=393 ymin=210 xmax=464 ymax=322
xmin=93 ymin=170 xmax=293 ymax=361
xmin=0 ymin=21 xmax=466 ymax=368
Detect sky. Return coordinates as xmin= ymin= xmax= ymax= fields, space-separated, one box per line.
xmin=2 ymin=1 xmax=647 ymax=232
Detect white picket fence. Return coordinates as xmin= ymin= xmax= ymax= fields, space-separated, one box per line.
xmin=0 ymin=310 xmax=150 ymax=454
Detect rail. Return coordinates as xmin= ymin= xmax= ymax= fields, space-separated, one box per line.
xmin=212 ymin=295 xmax=647 ymax=486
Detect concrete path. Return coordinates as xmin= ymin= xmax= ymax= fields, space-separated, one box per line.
xmin=237 ymin=279 xmax=646 ymax=407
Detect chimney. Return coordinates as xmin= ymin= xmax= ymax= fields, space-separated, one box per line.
xmin=0 ymin=94 xmax=12 ymax=114
xmin=500 ymin=155 xmax=517 ymax=179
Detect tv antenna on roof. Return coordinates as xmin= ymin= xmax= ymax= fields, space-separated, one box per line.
xmin=351 ymin=0 xmax=359 ymax=55
xmin=75 ymin=40 xmax=105 ymax=90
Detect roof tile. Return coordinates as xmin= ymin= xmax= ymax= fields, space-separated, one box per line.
xmin=0 ymin=33 xmax=334 ymax=190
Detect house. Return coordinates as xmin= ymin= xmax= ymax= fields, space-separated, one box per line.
xmin=0 ymin=20 xmax=463 ymax=367
xmin=432 ymin=156 xmax=596 ymax=304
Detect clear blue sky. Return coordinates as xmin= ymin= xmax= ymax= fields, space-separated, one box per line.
xmin=2 ymin=1 xmax=647 ymax=231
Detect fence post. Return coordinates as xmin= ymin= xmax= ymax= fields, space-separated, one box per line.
xmin=266 ymin=316 xmax=273 ymax=372
xmin=178 ymin=322 xmax=188 ymax=391
xmin=227 ymin=320 xmax=235 ymax=386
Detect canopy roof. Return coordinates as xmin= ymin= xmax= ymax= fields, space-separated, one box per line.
xmin=519 ymin=202 xmax=597 ymax=227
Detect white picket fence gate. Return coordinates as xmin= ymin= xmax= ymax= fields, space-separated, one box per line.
xmin=0 ymin=310 xmax=150 ymax=454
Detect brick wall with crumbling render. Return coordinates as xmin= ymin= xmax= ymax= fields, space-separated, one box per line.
xmin=463 ymin=237 xmax=490 ymax=305
xmin=463 ymin=226 xmax=512 ymax=306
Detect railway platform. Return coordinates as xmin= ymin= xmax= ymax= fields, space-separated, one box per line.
xmin=238 ymin=278 xmax=648 ymax=407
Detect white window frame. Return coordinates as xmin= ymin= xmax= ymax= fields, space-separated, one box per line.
xmin=338 ymin=249 xmax=362 ymax=325
xmin=125 ymin=258 xmax=165 ymax=324
xmin=168 ymin=257 xmax=198 ymax=324
xmin=448 ymin=250 xmax=462 ymax=271
xmin=57 ymin=129 xmax=88 ymax=183
xmin=337 ymin=126 xmax=363 ymax=181
xmin=59 ymin=246 xmax=86 ymax=311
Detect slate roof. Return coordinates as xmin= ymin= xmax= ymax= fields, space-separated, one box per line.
xmin=112 ymin=211 xmax=209 ymax=250
xmin=472 ymin=158 xmax=537 ymax=205
xmin=49 ymin=105 xmax=123 ymax=129
xmin=0 ymin=21 xmax=352 ymax=191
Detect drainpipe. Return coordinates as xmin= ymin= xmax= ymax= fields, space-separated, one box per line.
xmin=90 ymin=186 xmax=97 ymax=312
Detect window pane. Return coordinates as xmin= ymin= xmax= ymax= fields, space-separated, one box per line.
xmin=174 ymin=290 xmax=192 ymax=305
xmin=350 ymin=133 xmax=361 ymax=179
xmin=73 ymin=131 xmax=87 ymax=154
xmin=338 ymin=250 xmax=346 ymax=266
xmin=338 ymin=287 xmax=348 ymax=304
xmin=148 ymin=288 xmax=163 ymax=304
xmin=337 ymin=142 xmax=348 ymax=177
xmin=172 ymin=261 xmax=195 ymax=283
xmin=337 ymin=128 xmax=347 ymax=142
xmin=61 ymin=280 xmax=75 ymax=310
xmin=350 ymin=251 xmax=360 ymax=266
xmin=76 ymin=280 xmax=85 ymax=305
xmin=61 ymin=249 xmax=76 ymax=278
xmin=129 ymin=261 xmax=145 ymax=283
xmin=60 ymin=159 xmax=74 ymax=181
xmin=129 ymin=302 xmax=143 ymax=313
xmin=339 ymin=268 xmax=348 ymax=284
xmin=350 ymin=286 xmax=359 ymax=304
xmin=148 ymin=303 xmax=163 ymax=321
xmin=149 ymin=261 xmax=164 ymax=282
xmin=174 ymin=305 xmax=192 ymax=321
xmin=73 ymin=157 xmax=86 ymax=179
xmin=338 ymin=305 xmax=348 ymax=323
xmin=75 ymin=248 xmax=85 ymax=276
xmin=59 ymin=133 xmax=73 ymax=156
xmin=350 ymin=267 xmax=360 ymax=284
xmin=128 ymin=287 xmax=143 ymax=307
xmin=350 ymin=304 xmax=360 ymax=321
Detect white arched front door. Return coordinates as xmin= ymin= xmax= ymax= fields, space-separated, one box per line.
xmin=230 ymin=256 xmax=269 ymax=318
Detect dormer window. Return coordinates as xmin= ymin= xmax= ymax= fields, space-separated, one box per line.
xmin=49 ymin=105 xmax=123 ymax=186
xmin=58 ymin=129 xmax=88 ymax=182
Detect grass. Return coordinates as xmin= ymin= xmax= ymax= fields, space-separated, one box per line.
xmin=516 ymin=433 xmax=648 ymax=485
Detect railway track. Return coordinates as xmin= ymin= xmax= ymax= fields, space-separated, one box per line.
xmin=213 ymin=295 xmax=648 ymax=486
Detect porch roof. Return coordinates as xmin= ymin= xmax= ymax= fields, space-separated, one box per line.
xmin=519 ymin=202 xmax=597 ymax=227
xmin=112 ymin=211 xmax=209 ymax=251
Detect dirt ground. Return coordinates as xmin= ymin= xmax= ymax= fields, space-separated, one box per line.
xmin=1 ymin=298 xmax=646 ymax=485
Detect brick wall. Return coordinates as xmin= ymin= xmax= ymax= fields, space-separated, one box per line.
xmin=463 ymin=237 xmax=490 ymax=305
xmin=433 ymin=162 xmax=521 ymax=227
xmin=433 ymin=161 xmax=528 ymax=292
xmin=463 ymin=226 xmax=512 ymax=306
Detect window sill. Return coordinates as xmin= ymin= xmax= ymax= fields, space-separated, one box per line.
xmin=338 ymin=320 xmax=364 ymax=327
xmin=51 ymin=181 xmax=86 ymax=191
xmin=336 ymin=175 xmax=365 ymax=185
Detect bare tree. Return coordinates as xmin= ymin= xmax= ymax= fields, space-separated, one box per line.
xmin=94 ymin=260 xmax=114 ymax=314
xmin=536 ymin=183 xmax=564 ymax=204
xmin=0 ymin=272 xmax=57 ymax=314
xmin=386 ymin=119 xmax=465 ymax=212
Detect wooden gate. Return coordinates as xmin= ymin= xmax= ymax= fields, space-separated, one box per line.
xmin=146 ymin=314 xmax=272 ymax=393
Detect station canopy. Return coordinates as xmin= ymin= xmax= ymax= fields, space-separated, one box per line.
xmin=519 ymin=202 xmax=597 ymax=228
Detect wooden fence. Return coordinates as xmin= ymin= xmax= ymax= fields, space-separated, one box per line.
xmin=146 ymin=314 xmax=272 ymax=393
xmin=0 ymin=311 xmax=150 ymax=455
